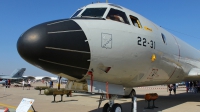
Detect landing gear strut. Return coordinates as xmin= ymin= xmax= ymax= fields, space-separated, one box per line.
xmin=130 ymin=89 xmax=137 ymax=112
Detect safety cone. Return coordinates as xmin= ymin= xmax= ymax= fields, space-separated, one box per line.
xmin=4 ymin=107 xmax=9 ymax=112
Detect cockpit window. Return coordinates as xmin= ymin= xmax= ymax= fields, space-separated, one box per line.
xmin=106 ymin=8 xmax=129 ymax=24
xmin=129 ymin=15 xmax=142 ymax=28
xmin=81 ymin=8 xmax=107 ymax=18
xmin=71 ymin=9 xmax=83 ymax=18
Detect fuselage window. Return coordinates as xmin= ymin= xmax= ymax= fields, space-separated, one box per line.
xmin=81 ymin=8 xmax=107 ymax=18
xmin=106 ymin=8 xmax=130 ymax=24
xmin=161 ymin=33 xmax=166 ymax=44
xmin=71 ymin=9 xmax=83 ymax=18
xmin=129 ymin=15 xmax=142 ymax=28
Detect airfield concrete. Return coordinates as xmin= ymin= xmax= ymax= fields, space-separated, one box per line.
xmin=0 ymin=82 xmax=200 ymax=112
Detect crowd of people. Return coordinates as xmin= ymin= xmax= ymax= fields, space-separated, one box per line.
xmin=185 ymin=81 xmax=200 ymax=93
xmin=22 ymin=79 xmax=32 ymax=90
xmin=1 ymin=79 xmax=32 ymax=90
xmin=1 ymin=78 xmax=55 ymax=90
xmin=167 ymin=81 xmax=200 ymax=95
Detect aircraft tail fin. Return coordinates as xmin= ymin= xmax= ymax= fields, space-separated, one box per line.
xmin=10 ymin=68 xmax=26 ymax=78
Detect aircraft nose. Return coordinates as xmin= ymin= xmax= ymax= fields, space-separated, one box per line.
xmin=17 ymin=23 xmax=47 ymax=63
xmin=17 ymin=19 xmax=91 ymax=79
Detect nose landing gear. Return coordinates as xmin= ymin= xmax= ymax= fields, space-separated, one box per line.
xmin=100 ymin=94 xmax=122 ymax=112
xmin=101 ymin=89 xmax=136 ymax=112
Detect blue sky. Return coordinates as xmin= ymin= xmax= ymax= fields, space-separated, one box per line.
xmin=0 ymin=0 xmax=200 ymax=77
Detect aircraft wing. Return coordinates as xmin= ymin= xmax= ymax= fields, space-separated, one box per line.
xmin=188 ymin=68 xmax=200 ymax=76
xmin=0 ymin=76 xmax=10 ymax=79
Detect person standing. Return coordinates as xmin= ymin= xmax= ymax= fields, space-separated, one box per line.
xmin=22 ymin=79 xmax=25 ymax=90
xmin=28 ymin=79 xmax=31 ymax=90
xmin=185 ymin=81 xmax=189 ymax=93
xmin=193 ymin=81 xmax=197 ymax=93
xmin=5 ymin=79 xmax=8 ymax=88
xmin=190 ymin=81 xmax=194 ymax=92
xmin=8 ymin=79 xmax=10 ymax=88
xmin=51 ymin=80 xmax=53 ymax=88
xmin=172 ymin=84 xmax=176 ymax=95
xmin=45 ymin=80 xmax=47 ymax=87
xmin=198 ymin=81 xmax=200 ymax=93
xmin=49 ymin=80 xmax=53 ymax=88
xmin=167 ymin=84 xmax=172 ymax=95
xmin=49 ymin=80 xmax=52 ymax=88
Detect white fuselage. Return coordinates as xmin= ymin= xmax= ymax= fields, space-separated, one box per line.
xmin=71 ymin=3 xmax=200 ymax=87
xmin=17 ymin=3 xmax=200 ymax=91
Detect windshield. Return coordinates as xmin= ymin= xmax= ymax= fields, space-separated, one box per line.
xmin=81 ymin=8 xmax=107 ymax=18
xmin=71 ymin=9 xmax=83 ymax=18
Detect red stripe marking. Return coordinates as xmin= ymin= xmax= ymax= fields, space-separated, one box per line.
xmin=87 ymin=71 xmax=93 ymax=92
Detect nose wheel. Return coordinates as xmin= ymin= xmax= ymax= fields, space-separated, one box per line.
xmin=102 ymin=95 xmax=122 ymax=112
xmin=102 ymin=103 xmax=110 ymax=112
xmin=111 ymin=104 xmax=122 ymax=112
xmin=103 ymin=103 xmax=122 ymax=112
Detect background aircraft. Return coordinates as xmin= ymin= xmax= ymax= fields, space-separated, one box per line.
xmin=23 ymin=76 xmax=65 ymax=83
xmin=0 ymin=68 xmax=26 ymax=84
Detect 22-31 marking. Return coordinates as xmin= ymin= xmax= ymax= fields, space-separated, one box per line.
xmin=137 ymin=37 xmax=155 ymax=49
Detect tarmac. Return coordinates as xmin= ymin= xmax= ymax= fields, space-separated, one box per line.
xmin=0 ymin=82 xmax=200 ymax=112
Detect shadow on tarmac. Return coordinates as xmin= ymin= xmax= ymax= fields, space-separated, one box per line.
xmin=0 ymin=94 xmax=12 ymax=98
xmin=87 ymin=92 xmax=200 ymax=112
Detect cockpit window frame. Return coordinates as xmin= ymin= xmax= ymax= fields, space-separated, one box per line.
xmin=108 ymin=4 xmax=122 ymax=9
xmin=71 ymin=9 xmax=83 ymax=18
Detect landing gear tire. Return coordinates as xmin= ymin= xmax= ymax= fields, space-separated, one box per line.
xmin=111 ymin=103 xmax=122 ymax=112
xmin=102 ymin=103 xmax=110 ymax=112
